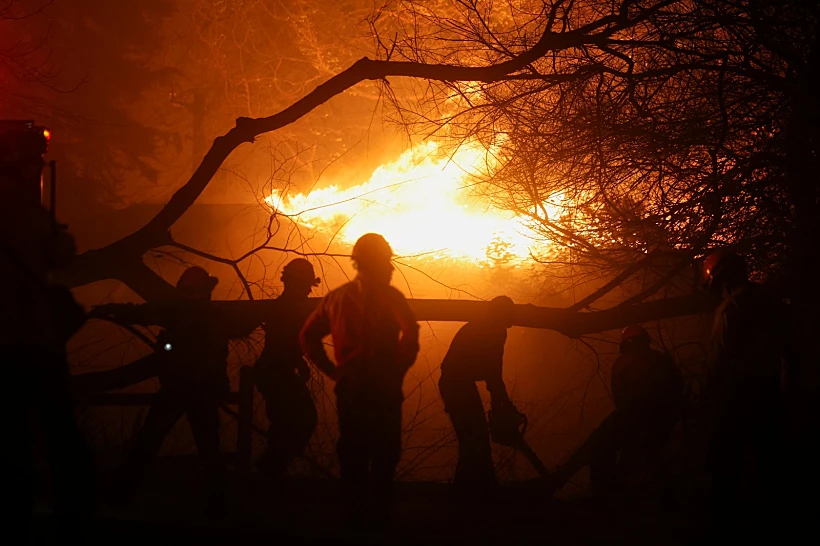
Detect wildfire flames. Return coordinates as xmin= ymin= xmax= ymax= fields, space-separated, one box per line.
xmin=266 ymin=140 xmax=559 ymax=265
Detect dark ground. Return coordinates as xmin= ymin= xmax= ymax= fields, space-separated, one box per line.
xmin=28 ymin=457 xmax=717 ymax=545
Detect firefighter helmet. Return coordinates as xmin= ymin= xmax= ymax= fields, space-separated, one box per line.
xmin=621 ymin=324 xmax=650 ymax=344
xmin=176 ymin=266 xmax=218 ymax=298
xmin=702 ymin=249 xmax=746 ymax=289
xmin=489 ymin=295 xmax=515 ymax=326
xmin=282 ymin=258 xmax=321 ymax=287
xmin=351 ymin=233 xmax=393 ymax=264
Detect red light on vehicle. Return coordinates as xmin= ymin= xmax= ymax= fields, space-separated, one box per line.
xmin=42 ymin=128 xmax=51 ymax=141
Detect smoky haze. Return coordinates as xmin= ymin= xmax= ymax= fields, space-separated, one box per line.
xmin=3 ymin=1 xmax=809 ymax=543
xmin=7 ymin=0 xmax=712 ymax=489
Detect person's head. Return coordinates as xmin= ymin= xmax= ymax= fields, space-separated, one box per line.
xmin=487 ymin=295 xmax=515 ymax=328
xmin=176 ymin=266 xmax=218 ymax=300
xmin=620 ymin=324 xmax=651 ymax=355
xmin=351 ymin=233 xmax=394 ymax=285
xmin=702 ymin=249 xmax=748 ymax=296
xmin=281 ymin=258 xmax=321 ymax=298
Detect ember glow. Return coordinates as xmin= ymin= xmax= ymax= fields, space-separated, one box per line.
xmin=266 ymin=141 xmax=562 ymax=265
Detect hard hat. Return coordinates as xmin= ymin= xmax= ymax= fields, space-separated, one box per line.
xmin=490 ymin=295 xmax=515 ymax=309
xmin=621 ymin=324 xmax=649 ymax=344
xmin=489 ymin=295 xmax=515 ymax=324
xmin=282 ymin=258 xmax=321 ymax=287
xmin=351 ymin=233 xmax=393 ymax=264
xmin=176 ymin=266 xmax=218 ymax=298
xmin=702 ymin=249 xmax=746 ymax=288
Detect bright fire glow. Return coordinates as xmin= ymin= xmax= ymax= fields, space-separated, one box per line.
xmin=266 ymin=140 xmax=562 ymax=265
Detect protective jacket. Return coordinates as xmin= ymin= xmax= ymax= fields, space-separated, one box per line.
xmin=299 ymin=278 xmax=419 ymax=393
xmin=611 ymin=347 xmax=684 ymax=414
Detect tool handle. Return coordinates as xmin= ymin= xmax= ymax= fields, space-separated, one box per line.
xmin=518 ymin=440 xmax=551 ymax=479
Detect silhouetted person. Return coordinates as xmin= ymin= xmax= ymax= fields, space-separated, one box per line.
xmin=550 ymin=325 xmax=684 ymax=494
xmin=252 ymin=258 xmax=320 ymax=488
xmin=701 ymin=250 xmax=788 ymax=536
xmin=94 ymin=266 xmax=258 ymax=509
xmin=0 ymin=175 xmax=95 ymax=544
xmin=438 ymin=296 xmax=519 ymax=499
xmin=299 ymin=233 xmax=420 ymax=530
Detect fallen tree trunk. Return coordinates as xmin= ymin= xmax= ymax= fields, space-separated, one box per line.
xmin=211 ymin=292 xmax=711 ymax=338
xmin=75 ymin=293 xmax=710 ymax=393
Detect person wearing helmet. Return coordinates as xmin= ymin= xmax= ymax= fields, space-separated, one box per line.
xmin=1 ymin=192 xmax=95 ymax=543
xmin=93 ymin=265 xmax=260 ymax=509
xmin=437 ymin=296 xmax=520 ymax=500
xmin=549 ymin=324 xmax=684 ymax=494
xmin=299 ymin=233 xmax=420 ymax=529
xmin=252 ymin=258 xmax=321 ymax=488
xmin=701 ymin=249 xmax=789 ymax=535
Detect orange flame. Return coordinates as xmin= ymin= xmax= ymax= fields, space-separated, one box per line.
xmin=266 ymin=140 xmax=562 ymax=265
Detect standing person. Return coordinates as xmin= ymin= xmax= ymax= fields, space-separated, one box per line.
xmin=252 ymin=258 xmax=320 ymax=488
xmin=299 ymin=233 xmax=420 ymax=529
xmin=94 ymin=266 xmax=258 ymax=509
xmin=0 ymin=168 xmax=95 ymax=544
xmin=701 ymin=250 xmax=789 ymax=537
xmin=438 ymin=296 xmax=520 ymax=500
xmin=550 ymin=325 xmax=684 ymax=494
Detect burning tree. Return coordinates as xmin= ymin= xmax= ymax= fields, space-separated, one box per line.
xmin=57 ymin=0 xmax=713 ymax=306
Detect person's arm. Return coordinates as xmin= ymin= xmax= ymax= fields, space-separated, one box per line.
xmin=485 ymin=331 xmax=512 ymax=408
xmin=775 ymin=300 xmax=797 ymax=396
xmin=295 ymin=356 xmax=311 ymax=379
xmin=299 ymin=299 xmax=338 ymax=380
xmin=45 ymin=223 xmax=76 ymax=270
xmin=710 ymin=300 xmax=739 ymax=382
xmin=610 ymin=355 xmax=627 ymax=410
xmin=25 ymin=205 xmax=75 ymax=271
xmin=393 ymin=290 xmax=420 ymax=372
xmin=91 ymin=301 xmax=166 ymax=327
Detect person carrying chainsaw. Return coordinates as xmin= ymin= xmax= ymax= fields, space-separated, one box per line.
xmin=438 ymin=295 xmax=522 ymax=499
xmin=93 ymin=266 xmax=259 ymax=509
xmin=550 ymin=324 xmax=684 ymax=493
xmin=252 ymin=258 xmax=321 ymax=487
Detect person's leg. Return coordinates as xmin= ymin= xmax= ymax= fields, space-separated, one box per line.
xmin=186 ymin=399 xmax=226 ymax=503
xmin=445 ymin=384 xmax=496 ymax=495
xmin=707 ymin=407 xmax=746 ymax=540
xmin=589 ymin=444 xmax=619 ymax=492
xmin=750 ymin=400 xmax=788 ymax=538
xmin=257 ymin=375 xmax=318 ymax=482
xmin=111 ymin=389 xmax=185 ymax=502
xmin=643 ymin=408 xmax=678 ymax=486
xmin=0 ymin=347 xmax=35 ymax=543
xmin=369 ymin=398 xmax=403 ymax=526
xmin=553 ymin=411 xmax=621 ymax=490
xmin=335 ymin=379 xmax=370 ymax=528
xmin=37 ymin=348 xmax=97 ymax=544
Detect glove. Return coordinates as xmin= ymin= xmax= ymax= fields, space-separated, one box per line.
xmin=89 ymin=303 xmax=137 ymax=323
xmin=296 ymin=361 xmax=311 ymax=382
xmin=488 ymin=403 xmax=526 ymax=446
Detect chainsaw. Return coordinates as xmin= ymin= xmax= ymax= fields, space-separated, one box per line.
xmin=487 ymin=405 xmax=551 ymax=479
